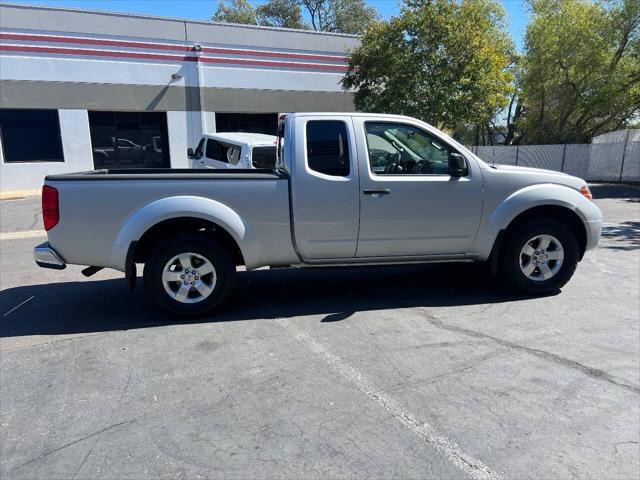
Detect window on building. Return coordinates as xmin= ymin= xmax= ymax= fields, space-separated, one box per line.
xmin=0 ymin=109 xmax=64 ymax=163
xmin=88 ymin=111 xmax=170 ymax=169
xmin=215 ymin=113 xmax=278 ymax=135
xmin=306 ymin=120 xmax=350 ymax=177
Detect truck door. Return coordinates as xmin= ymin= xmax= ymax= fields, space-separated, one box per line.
xmin=352 ymin=117 xmax=483 ymax=257
xmin=290 ymin=116 xmax=360 ymax=259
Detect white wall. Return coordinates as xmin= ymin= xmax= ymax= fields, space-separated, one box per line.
xmin=0 ymin=109 xmax=93 ymax=191
xmin=167 ymin=110 xmax=191 ymax=169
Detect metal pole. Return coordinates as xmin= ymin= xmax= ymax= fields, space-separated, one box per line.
xmin=560 ymin=144 xmax=567 ymax=173
xmin=515 ymin=145 xmax=519 ymax=166
xmin=619 ymin=128 xmax=630 ymax=182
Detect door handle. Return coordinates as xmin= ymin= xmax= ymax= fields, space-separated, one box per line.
xmin=363 ymin=188 xmax=391 ymax=196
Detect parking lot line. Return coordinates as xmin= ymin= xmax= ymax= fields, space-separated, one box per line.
xmin=0 ymin=230 xmax=46 ymax=240
xmin=274 ymin=316 xmax=502 ymax=480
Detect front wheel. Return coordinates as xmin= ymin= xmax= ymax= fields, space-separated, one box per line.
xmin=501 ymin=219 xmax=579 ymax=294
xmin=143 ymin=234 xmax=236 ymax=316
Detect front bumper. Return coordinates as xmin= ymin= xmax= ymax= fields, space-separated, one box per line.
xmin=34 ymin=242 xmax=66 ymax=270
xmin=585 ymin=219 xmax=603 ymax=251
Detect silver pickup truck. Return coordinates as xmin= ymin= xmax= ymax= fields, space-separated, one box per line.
xmin=35 ymin=112 xmax=603 ymax=316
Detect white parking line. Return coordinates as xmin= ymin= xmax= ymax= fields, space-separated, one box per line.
xmin=0 ymin=230 xmax=46 ymax=240
xmin=275 ymin=317 xmax=502 ymax=480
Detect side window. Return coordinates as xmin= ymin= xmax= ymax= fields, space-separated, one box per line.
xmin=306 ymin=121 xmax=350 ymax=177
xmin=252 ymin=146 xmax=276 ymax=169
xmin=365 ymin=122 xmax=456 ymax=175
xmin=206 ymin=140 xmax=226 ymax=163
xmin=206 ymin=140 xmax=241 ymax=165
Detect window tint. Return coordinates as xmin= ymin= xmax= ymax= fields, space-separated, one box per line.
xmin=252 ymin=146 xmax=276 ymax=169
xmin=0 ymin=109 xmax=64 ymax=163
xmin=206 ymin=140 xmax=241 ymax=165
xmin=306 ymin=121 xmax=350 ymax=177
xmin=88 ymin=111 xmax=169 ymax=169
xmin=365 ymin=122 xmax=456 ymax=175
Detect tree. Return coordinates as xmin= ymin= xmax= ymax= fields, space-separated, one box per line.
xmin=212 ymin=0 xmax=378 ymax=34
xmin=256 ymin=0 xmax=305 ymax=29
xmin=342 ymin=0 xmax=514 ymax=130
xmin=520 ymin=0 xmax=640 ymax=144
xmin=301 ymin=0 xmax=378 ymax=34
xmin=212 ymin=0 xmax=257 ymax=25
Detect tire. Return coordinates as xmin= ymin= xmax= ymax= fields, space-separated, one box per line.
xmin=143 ymin=233 xmax=236 ymax=316
xmin=500 ymin=219 xmax=579 ymax=294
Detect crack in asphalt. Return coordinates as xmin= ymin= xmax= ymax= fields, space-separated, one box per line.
xmin=351 ymin=289 xmax=639 ymax=394
xmin=11 ymin=418 xmax=137 ymax=472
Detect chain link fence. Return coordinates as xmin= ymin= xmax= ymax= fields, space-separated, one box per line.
xmin=468 ymin=131 xmax=639 ymax=183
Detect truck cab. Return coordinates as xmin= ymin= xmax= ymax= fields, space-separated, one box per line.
xmin=188 ymin=133 xmax=277 ymax=170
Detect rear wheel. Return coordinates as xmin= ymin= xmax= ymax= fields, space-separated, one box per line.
xmin=143 ymin=234 xmax=235 ymax=316
xmin=501 ymin=219 xmax=579 ymax=294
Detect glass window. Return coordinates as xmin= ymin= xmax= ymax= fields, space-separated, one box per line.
xmin=206 ymin=140 xmax=241 ymax=165
xmin=0 ymin=109 xmax=64 ymax=163
xmin=306 ymin=121 xmax=350 ymax=177
xmin=88 ymin=111 xmax=169 ymax=169
xmin=252 ymin=146 xmax=276 ymax=169
xmin=365 ymin=122 xmax=456 ymax=175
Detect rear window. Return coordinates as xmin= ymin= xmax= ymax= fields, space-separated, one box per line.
xmin=306 ymin=121 xmax=350 ymax=177
xmin=252 ymin=146 xmax=276 ymax=169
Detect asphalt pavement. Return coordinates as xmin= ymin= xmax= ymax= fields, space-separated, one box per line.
xmin=1 ymin=184 xmax=639 ymax=479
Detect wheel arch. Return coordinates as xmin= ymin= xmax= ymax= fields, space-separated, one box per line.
xmin=111 ymin=195 xmax=263 ymax=271
xmin=488 ymin=204 xmax=588 ymax=273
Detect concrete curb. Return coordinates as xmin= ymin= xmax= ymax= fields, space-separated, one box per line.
xmin=0 ymin=189 xmax=41 ymax=200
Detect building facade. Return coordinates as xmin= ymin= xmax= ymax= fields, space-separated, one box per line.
xmin=0 ymin=3 xmax=359 ymax=190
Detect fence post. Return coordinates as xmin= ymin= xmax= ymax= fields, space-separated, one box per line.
xmin=560 ymin=144 xmax=567 ymax=173
xmin=515 ymin=145 xmax=519 ymax=166
xmin=619 ymin=128 xmax=630 ymax=182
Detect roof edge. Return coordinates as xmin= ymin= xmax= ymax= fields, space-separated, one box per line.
xmin=0 ymin=2 xmax=361 ymax=39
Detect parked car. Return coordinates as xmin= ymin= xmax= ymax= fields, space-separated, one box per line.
xmin=34 ymin=112 xmax=602 ymax=316
xmin=188 ymin=132 xmax=277 ymax=170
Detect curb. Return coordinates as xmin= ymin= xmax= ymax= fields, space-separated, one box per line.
xmin=0 ymin=189 xmax=41 ymax=200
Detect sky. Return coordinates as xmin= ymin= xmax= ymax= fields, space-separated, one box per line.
xmin=2 ymin=0 xmax=531 ymax=51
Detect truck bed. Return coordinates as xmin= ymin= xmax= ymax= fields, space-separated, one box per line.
xmin=44 ymin=168 xmax=296 ymax=271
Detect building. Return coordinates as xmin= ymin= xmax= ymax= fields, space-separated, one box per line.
xmin=0 ymin=3 xmax=359 ymax=191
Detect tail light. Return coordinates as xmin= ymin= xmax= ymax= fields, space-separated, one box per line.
xmin=42 ymin=185 xmax=59 ymax=231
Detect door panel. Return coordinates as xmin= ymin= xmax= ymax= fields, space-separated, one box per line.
xmin=290 ymin=117 xmax=360 ymax=259
xmin=353 ymin=118 xmax=483 ymax=257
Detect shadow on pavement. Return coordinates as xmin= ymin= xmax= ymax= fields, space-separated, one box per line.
xmin=601 ymin=221 xmax=640 ymax=250
xmin=590 ymin=183 xmax=640 ymax=200
xmin=0 ymin=263 xmax=538 ymax=338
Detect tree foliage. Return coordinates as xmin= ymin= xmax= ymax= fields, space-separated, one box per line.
xmin=212 ymin=0 xmax=257 ymax=25
xmin=212 ymin=0 xmax=377 ymax=34
xmin=256 ymin=0 xmax=305 ymax=29
xmin=519 ymin=0 xmax=640 ymax=144
xmin=341 ymin=0 xmax=514 ymax=130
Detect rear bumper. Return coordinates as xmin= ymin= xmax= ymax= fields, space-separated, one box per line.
xmin=33 ymin=242 xmax=66 ymax=270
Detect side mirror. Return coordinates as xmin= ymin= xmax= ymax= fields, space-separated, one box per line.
xmin=449 ymin=153 xmax=467 ymax=177
xmin=187 ymin=147 xmax=195 ymax=159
